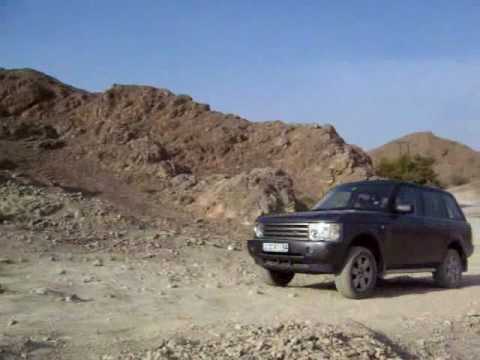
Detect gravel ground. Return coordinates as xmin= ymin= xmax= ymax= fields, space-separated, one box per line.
xmin=1 ymin=171 xmax=480 ymax=359
xmin=117 ymin=322 xmax=404 ymax=360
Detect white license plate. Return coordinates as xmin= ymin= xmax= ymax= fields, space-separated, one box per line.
xmin=262 ymin=242 xmax=289 ymax=253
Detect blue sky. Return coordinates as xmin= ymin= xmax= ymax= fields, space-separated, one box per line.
xmin=1 ymin=0 xmax=480 ymax=150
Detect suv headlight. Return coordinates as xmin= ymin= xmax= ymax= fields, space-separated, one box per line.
xmin=309 ymin=222 xmax=341 ymax=241
xmin=254 ymin=223 xmax=264 ymax=238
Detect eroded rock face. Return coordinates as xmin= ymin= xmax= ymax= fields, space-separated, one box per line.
xmin=0 ymin=68 xmax=92 ymax=120
xmin=189 ymin=168 xmax=296 ymax=224
xmin=0 ymin=68 xmax=374 ymax=221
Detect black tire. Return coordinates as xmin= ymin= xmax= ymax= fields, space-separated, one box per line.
xmin=433 ymin=249 xmax=463 ymax=288
xmin=335 ymin=246 xmax=378 ymax=299
xmin=258 ymin=267 xmax=294 ymax=287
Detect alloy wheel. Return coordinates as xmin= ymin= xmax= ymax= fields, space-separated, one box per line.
xmin=351 ymin=254 xmax=374 ymax=292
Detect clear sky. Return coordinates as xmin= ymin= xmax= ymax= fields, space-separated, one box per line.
xmin=1 ymin=0 xmax=479 ymax=150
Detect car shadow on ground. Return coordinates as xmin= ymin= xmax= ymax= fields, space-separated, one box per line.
xmin=299 ymin=274 xmax=480 ymax=298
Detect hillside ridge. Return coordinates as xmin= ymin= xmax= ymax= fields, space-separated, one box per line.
xmin=0 ymin=67 xmax=373 ymax=223
xmin=370 ymin=131 xmax=480 ymax=187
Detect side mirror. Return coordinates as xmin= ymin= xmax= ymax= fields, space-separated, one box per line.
xmin=395 ymin=203 xmax=414 ymax=214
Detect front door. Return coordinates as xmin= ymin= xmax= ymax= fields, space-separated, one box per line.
xmin=385 ymin=186 xmax=428 ymax=268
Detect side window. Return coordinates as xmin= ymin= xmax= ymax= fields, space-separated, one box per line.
xmin=395 ymin=186 xmax=420 ymax=215
xmin=442 ymin=194 xmax=464 ymax=220
xmin=423 ymin=191 xmax=447 ymax=218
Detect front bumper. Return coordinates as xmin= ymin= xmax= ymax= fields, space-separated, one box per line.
xmin=247 ymin=239 xmax=345 ymax=274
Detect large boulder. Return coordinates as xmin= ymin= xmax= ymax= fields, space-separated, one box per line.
xmin=189 ymin=168 xmax=296 ymax=224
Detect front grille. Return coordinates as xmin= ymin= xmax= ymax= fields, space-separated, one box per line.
xmin=262 ymin=223 xmax=310 ymax=241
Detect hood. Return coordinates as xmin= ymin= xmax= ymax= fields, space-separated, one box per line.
xmin=257 ymin=209 xmax=387 ymax=224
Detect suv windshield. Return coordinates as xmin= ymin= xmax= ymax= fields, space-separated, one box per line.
xmin=313 ymin=183 xmax=394 ymax=211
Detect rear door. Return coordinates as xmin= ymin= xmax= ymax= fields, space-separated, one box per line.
xmin=421 ymin=190 xmax=450 ymax=265
xmin=441 ymin=193 xmax=471 ymax=257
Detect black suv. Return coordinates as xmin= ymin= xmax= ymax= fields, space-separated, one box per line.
xmin=248 ymin=180 xmax=474 ymax=299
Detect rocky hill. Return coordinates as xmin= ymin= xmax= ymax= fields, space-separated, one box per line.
xmin=0 ymin=68 xmax=373 ymax=224
xmin=370 ymin=132 xmax=480 ymax=187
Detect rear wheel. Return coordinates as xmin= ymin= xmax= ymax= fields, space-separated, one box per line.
xmin=259 ymin=268 xmax=294 ymax=287
xmin=335 ymin=246 xmax=378 ymax=299
xmin=433 ymin=249 xmax=463 ymax=288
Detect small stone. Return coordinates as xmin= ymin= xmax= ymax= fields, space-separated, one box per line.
xmin=64 ymin=294 xmax=81 ymax=302
xmin=0 ymin=284 xmax=5 ymax=294
xmin=249 ymin=288 xmax=264 ymax=296
xmin=8 ymin=319 xmax=18 ymax=327
xmin=34 ymin=288 xmax=49 ymax=295
xmin=167 ymin=283 xmax=178 ymax=289
xmin=49 ymin=255 xmax=57 ymax=262
xmin=58 ymin=269 xmax=67 ymax=275
xmin=287 ymin=292 xmax=298 ymax=298
xmin=0 ymin=258 xmax=14 ymax=265
xmin=93 ymin=259 xmax=103 ymax=267
xmin=227 ymin=245 xmax=235 ymax=251
xmin=82 ymin=275 xmax=95 ymax=283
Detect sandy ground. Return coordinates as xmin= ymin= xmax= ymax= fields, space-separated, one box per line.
xmin=1 ymin=225 xmax=480 ymax=359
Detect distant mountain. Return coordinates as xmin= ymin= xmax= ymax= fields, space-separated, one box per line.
xmin=369 ymin=132 xmax=480 ymax=187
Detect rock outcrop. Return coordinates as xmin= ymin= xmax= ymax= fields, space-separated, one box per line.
xmin=189 ymin=168 xmax=296 ymax=224
xmin=0 ymin=68 xmax=374 ymax=222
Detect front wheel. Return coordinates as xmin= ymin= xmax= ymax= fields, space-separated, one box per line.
xmin=335 ymin=246 xmax=378 ymax=299
xmin=433 ymin=249 xmax=463 ymax=288
xmin=258 ymin=268 xmax=294 ymax=287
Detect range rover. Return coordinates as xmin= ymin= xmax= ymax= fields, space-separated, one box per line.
xmin=248 ymin=180 xmax=474 ymax=299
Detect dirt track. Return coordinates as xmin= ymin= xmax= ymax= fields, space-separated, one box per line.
xmin=1 ymin=171 xmax=480 ymax=359
xmin=1 ymin=227 xmax=480 ymax=359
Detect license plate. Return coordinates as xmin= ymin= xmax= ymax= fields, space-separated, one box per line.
xmin=262 ymin=242 xmax=289 ymax=253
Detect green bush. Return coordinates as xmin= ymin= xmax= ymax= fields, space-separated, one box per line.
xmin=375 ymin=154 xmax=441 ymax=187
